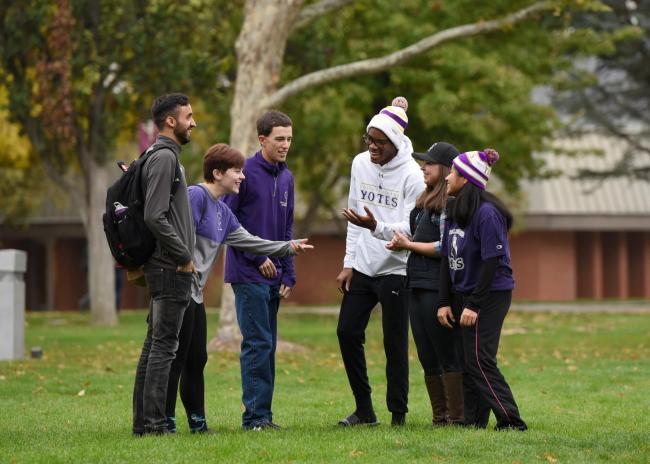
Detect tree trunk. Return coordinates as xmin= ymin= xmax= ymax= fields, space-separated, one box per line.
xmin=210 ymin=0 xmax=305 ymax=352
xmin=209 ymin=0 xmax=553 ymax=350
xmin=85 ymin=159 xmax=117 ymax=326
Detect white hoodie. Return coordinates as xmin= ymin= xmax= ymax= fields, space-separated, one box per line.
xmin=344 ymin=136 xmax=425 ymax=276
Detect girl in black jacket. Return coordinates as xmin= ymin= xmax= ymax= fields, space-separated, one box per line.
xmin=385 ymin=142 xmax=464 ymax=426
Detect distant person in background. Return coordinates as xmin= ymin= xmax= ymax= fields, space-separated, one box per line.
xmin=165 ymin=143 xmax=312 ymax=434
xmin=337 ymin=97 xmax=424 ymax=427
xmin=437 ymin=148 xmax=527 ymax=431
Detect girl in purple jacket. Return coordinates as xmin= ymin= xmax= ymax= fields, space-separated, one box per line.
xmin=437 ymin=148 xmax=527 ymax=431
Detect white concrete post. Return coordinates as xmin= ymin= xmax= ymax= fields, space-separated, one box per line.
xmin=0 ymin=249 xmax=27 ymax=360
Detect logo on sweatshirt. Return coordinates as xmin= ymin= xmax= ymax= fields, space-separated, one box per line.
xmin=216 ymin=211 xmax=223 ymax=231
xmin=449 ymin=229 xmax=465 ymax=270
xmin=359 ymin=183 xmax=399 ymax=209
xmin=280 ymin=190 xmax=288 ymax=207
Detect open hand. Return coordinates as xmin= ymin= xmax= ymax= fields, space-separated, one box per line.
xmin=290 ymin=238 xmax=314 ymax=254
xmin=386 ymin=230 xmax=411 ymax=251
xmin=342 ymin=206 xmax=377 ymax=231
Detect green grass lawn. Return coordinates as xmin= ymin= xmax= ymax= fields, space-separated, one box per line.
xmin=1 ymin=309 xmax=649 ymax=463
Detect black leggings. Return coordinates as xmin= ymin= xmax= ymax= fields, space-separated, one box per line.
xmin=165 ymin=299 xmax=208 ymax=419
xmin=409 ymin=288 xmax=462 ymax=376
xmin=457 ymin=291 xmax=526 ymax=429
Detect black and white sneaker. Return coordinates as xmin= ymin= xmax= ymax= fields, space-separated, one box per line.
xmin=243 ymin=420 xmax=279 ymax=431
xmin=337 ymin=412 xmax=379 ymax=427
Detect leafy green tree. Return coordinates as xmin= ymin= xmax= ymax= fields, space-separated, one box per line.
xmin=552 ymin=0 xmax=648 ymax=179
xmin=212 ymin=0 xmax=613 ymax=350
xmin=0 ymin=0 xmax=237 ymax=324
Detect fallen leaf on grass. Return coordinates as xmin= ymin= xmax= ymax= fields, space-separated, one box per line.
xmin=544 ymin=452 xmax=557 ymax=463
xmin=0 ymin=375 xmax=6 ymax=380
xmin=567 ymin=365 xmax=578 ymax=372
xmin=349 ymin=449 xmax=363 ymax=458
xmin=502 ymin=327 xmax=527 ymax=335
xmin=77 ymin=389 xmax=86 ymax=397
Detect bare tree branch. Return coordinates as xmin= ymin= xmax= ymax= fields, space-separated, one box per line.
xmin=265 ymin=1 xmax=552 ymax=108
xmin=291 ymin=0 xmax=356 ymax=32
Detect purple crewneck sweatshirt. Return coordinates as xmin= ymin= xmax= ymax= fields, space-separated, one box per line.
xmin=223 ymin=151 xmax=296 ymax=287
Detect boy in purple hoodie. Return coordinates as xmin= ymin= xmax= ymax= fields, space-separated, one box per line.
xmin=223 ymin=110 xmax=295 ymax=430
xmin=164 ymin=143 xmax=311 ymax=434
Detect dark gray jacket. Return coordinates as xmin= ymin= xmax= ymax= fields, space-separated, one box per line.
xmin=142 ymin=136 xmax=195 ymax=269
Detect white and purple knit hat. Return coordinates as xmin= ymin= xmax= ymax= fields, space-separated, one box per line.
xmin=452 ymin=149 xmax=500 ymax=190
xmin=366 ymin=96 xmax=409 ymax=149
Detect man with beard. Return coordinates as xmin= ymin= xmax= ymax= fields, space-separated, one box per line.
xmin=132 ymin=93 xmax=198 ymax=435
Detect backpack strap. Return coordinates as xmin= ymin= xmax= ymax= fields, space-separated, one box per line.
xmin=139 ymin=143 xmax=182 ymax=203
xmin=195 ymin=183 xmax=211 ymax=226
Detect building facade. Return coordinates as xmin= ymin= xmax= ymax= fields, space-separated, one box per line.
xmin=2 ymin=134 xmax=649 ymax=310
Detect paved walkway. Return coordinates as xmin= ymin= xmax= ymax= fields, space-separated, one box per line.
xmin=284 ymin=301 xmax=650 ymax=315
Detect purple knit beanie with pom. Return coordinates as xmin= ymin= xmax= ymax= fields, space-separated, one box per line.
xmin=452 ymin=148 xmax=500 ymax=190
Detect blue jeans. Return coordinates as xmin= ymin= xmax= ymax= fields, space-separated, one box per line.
xmin=233 ymin=283 xmax=280 ymax=427
xmin=132 ymin=267 xmax=192 ymax=434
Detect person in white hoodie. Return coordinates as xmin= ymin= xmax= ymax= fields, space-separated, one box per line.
xmin=336 ymin=97 xmax=424 ymax=427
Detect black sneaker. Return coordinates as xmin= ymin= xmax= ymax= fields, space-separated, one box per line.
xmin=338 ymin=412 xmax=379 ymax=427
xmin=495 ymin=422 xmax=528 ymax=432
xmin=188 ymin=413 xmax=209 ymax=433
xmin=243 ymin=420 xmax=277 ymax=431
xmin=166 ymin=416 xmax=177 ymax=434
xmin=267 ymin=421 xmax=282 ymax=430
xmin=391 ymin=412 xmax=406 ymax=426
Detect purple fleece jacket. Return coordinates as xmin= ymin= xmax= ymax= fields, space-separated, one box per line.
xmin=223 ymin=151 xmax=296 ymax=287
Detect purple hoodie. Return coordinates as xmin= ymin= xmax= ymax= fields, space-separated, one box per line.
xmin=223 ymin=151 xmax=296 ymax=287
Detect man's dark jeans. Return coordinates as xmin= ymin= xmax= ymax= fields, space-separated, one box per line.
xmin=133 ymin=267 xmax=192 ymax=434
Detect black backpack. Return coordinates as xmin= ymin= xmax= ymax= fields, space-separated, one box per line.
xmin=102 ymin=144 xmax=182 ymax=269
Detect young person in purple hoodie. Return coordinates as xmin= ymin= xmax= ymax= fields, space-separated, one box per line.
xmin=437 ymin=148 xmax=527 ymax=431
xmin=164 ymin=143 xmax=311 ymax=434
xmin=223 ymin=111 xmax=296 ymax=431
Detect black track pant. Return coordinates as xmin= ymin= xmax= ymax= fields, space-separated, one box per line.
xmin=409 ymin=288 xmax=462 ymax=376
xmin=166 ymin=299 xmax=208 ymax=420
xmin=458 ymin=290 xmax=526 ymax=429
xmin=337 ymin=270 xmax=409 ymax=414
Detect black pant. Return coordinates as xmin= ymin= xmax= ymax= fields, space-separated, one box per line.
xmin=165 ymin=299 xmax=208 ymax=421
xmin=337 ymin=270 xmax=409 ymax=414
xmin=457 ymin=291 xmax=526 ymax=429
xmin=133 ymin=267 xmax=192 ymax=433
xmin=409 ymin=288 xmax=462 ymax=376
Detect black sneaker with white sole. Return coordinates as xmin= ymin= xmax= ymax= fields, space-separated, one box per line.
xmin=337 ymin=412 xmax=379 ymax=427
